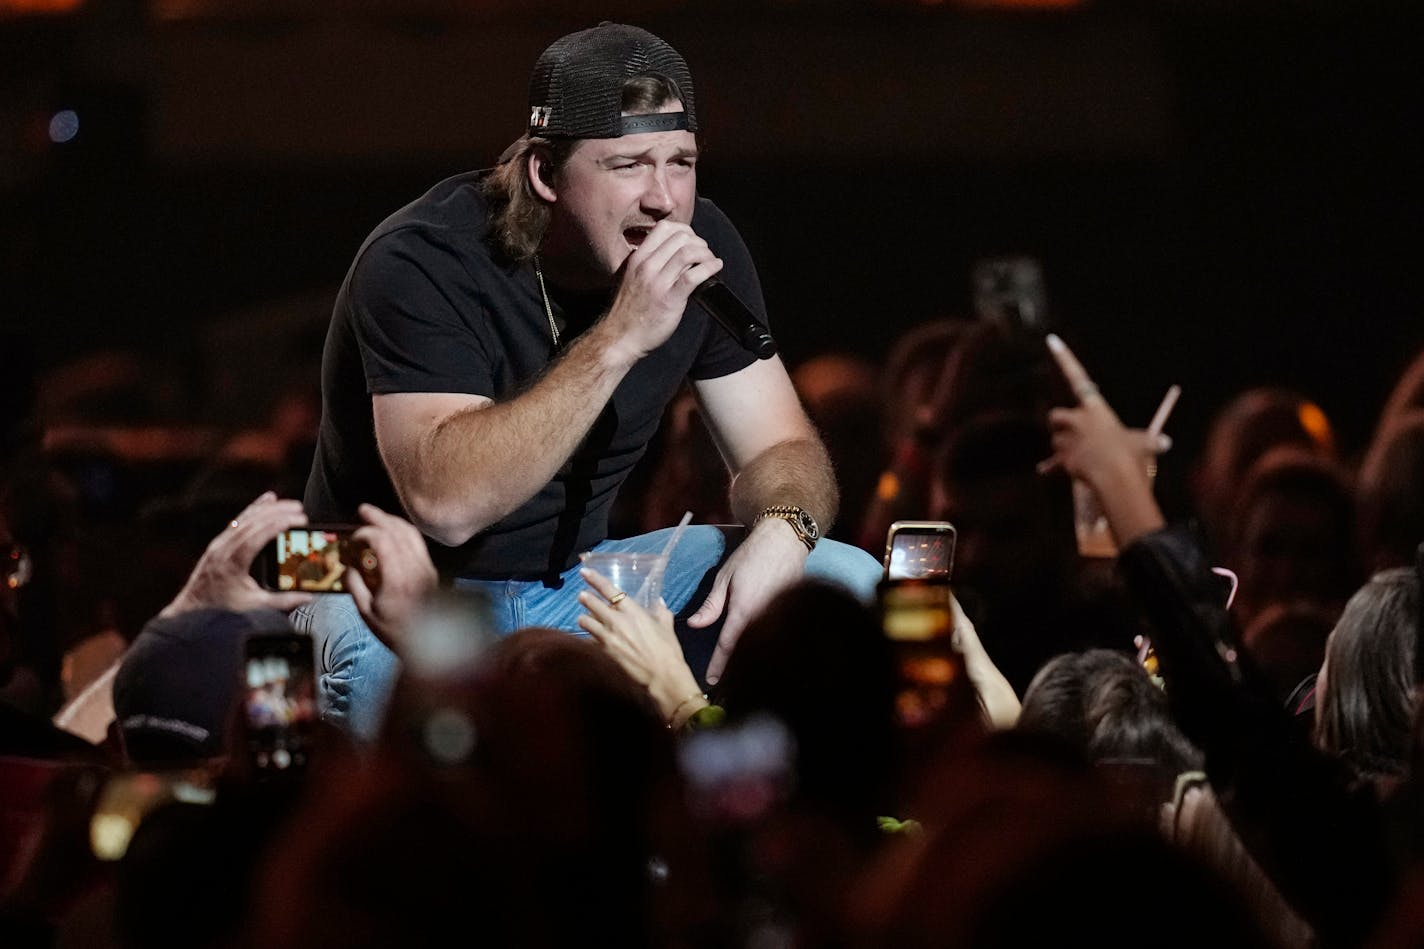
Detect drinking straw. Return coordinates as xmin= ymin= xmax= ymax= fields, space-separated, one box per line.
xmin=636 ymin=510 xmax=693 ymax=604
xmin=1146 ymin=384 xmax=1182 ymax=439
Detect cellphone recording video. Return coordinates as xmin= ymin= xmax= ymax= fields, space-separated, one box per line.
xmin=883 ymin=520 xmax=957 ymax=582
xmin=676 ymin=714 xmax=796 ymax=826
xmin=256 ymin=526 xmax=377 ymax=594
xmin=971 ymin=254 xmax=1050 ymax=334
xmin=877 ymin=575 xmax=962 ymax=730
xmin=242 ymin=631 xmax=318 ymax=776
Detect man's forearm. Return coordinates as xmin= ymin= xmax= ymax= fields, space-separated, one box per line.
xmin=389 ymin=322 xmax=637 ymax=546
xmin=727 ymin=436 xmax=839 ymax=532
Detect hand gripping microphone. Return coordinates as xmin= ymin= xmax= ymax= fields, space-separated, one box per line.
xmin=691 ymin=277 xmax=777 ymax=359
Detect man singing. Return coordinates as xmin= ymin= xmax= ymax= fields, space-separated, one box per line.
xmin=298 ymin=22 xmax=881 ymax=739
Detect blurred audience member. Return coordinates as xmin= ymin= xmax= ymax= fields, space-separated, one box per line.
xmin=1374 ymin=346 xmax=1424 ymax=445
xmin=858 ymin=318 xmax=1065 ymax=554
xmin=1017 ymin=648 xmax=1202 ymax=816
xmin=250 ymin=626 xmax=681 ymax=949
xmin=1220 ymin=445 xmax=1359 ymax=631
xmin=1314 ymin=567 xmax=1420 ymax=794
xmin=1191 ymin=385 xmax=1338 ymax=553
xmin=855 ymin=317 xmax=974 ymax=555
xmin=1240 ymin=599 xmax=1336 ymax=714
xmin=791 ymin=352 xmax=882 ymax=549
xmin=1356 ymin=410 xmax=1424 ymax=577
xmin=851 ymin=723 xmax=1273 ymax=949
xmin=930 ymin=411 xmax=1142 ymax=695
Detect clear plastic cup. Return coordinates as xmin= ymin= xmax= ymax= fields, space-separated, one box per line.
xmin=578 ymin=551 xmax=668 ymax=608
xmin=1072 ymin=479 xmax=1120 ymax=558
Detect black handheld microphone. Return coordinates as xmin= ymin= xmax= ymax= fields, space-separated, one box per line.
xmin=691 ymin=277 xmax=777 ymax=359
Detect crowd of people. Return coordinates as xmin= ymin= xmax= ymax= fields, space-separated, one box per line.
xmin=3 ymin=19 xmax=1423 ymax=949
xmin=1 ymin=317 xmax=1420 ymax=948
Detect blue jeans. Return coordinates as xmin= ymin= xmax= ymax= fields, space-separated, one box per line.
xmin=291 ymin=526 xmax=882 ymax=742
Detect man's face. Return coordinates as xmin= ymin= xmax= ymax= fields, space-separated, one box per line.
xmin=542 ymin=103 xmax=699 ymax=284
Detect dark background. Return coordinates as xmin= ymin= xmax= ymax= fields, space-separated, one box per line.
xmin=3 ymin=0 xmax=1420 ymax=520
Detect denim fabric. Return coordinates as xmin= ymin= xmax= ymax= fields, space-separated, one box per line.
xmin=290 ymin=593 xmax=402 ymax=742
xmin=294 ymin=527 xmax=882 ymax=743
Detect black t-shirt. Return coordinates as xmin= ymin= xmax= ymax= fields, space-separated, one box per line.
xmin=304 ymin=170 xmax=764 ymax=579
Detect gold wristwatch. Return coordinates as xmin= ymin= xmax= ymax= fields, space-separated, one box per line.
xmin=754 ymin=505 xmax=820 ymax=553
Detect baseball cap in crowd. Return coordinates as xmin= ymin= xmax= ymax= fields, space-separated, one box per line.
xmin=113 ymin=607 xmax=295 ymax=765
xmin=525 ymin=21 xmax=698 ymax=139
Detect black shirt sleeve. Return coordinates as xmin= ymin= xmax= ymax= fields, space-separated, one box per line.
xmin=348 ymin=226 xmax=499 ymax=398
xmin=688 ymin=198 xmax=766 ymax=382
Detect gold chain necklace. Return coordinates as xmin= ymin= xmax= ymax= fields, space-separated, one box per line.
xmin=532 ymin=254 xmax=560 ymax=349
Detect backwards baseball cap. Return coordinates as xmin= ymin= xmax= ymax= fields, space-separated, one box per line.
xmin=526 ymin=21 xmax=698 ymax=139
xmin=113 ymin=607 xmax=296 ymax=764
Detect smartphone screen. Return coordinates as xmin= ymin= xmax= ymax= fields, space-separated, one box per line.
xmin=676 ymin=714 xmax=796 ymax=826
xmin=242 ymin=632 xmax=318 ymax=776
xmin=878 ymin=577 xmax=962 ymax=729
xmin=257 ymin=526 xmax=376 ymax=594
xmin=971 ymin=255 xmax=1049 ymax=333
xmin=884 ymin=521 xmax=957 ymax=582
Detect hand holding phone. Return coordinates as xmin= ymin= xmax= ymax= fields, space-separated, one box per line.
xmin=242 ymin=631 xmax=318 ymax=777
xmin=160 ymin=492 xmax=314 ymax=619
xmin=339 ymin=503 xmax=441 ymax=655
xmin=878 ymin=575 xmax=963 ymax=730
xmin=255 ymin=526 xmax=379 ymax=595
xmin=884 ymin=520 xmax=957 ymax=582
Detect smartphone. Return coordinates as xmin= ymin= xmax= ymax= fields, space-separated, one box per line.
xmin=877 ymin=576 xmax=962 ymax=729
xmin=676 ymin=713 xmax=796 ymax=826
xmin=255 ymin=526 xmax=378 ymax=594
xmin=971 ymin=254 xmax=1049 ymax=333
xmin=241 ymin=631 xmax=318 ymax=776
xmin=884 ymin=520 xmax=957 ymax=582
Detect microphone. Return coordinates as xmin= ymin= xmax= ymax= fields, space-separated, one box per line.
xmin=691 ymin=277 xmax=777 ymax=359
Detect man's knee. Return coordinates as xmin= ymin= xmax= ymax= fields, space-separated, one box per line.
xmin=293 ymin=596 xmax=401 ymax=743
xmin=805 ymin=539 xmax=883 ymax=604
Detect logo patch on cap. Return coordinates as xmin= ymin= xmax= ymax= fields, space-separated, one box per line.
xmin=529 ymin=105 xmax=553 ymax=130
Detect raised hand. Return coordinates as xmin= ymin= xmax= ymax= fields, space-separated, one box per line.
xmin=1043 ymin=334 xmax=1169 ymax=549
xmin=342 ymin=503 xmax=440 ymax=654
xmin=159 ymin=492 xmax=312 ymax=619
xmin=604 ymin=221 xmax=723 ymax=361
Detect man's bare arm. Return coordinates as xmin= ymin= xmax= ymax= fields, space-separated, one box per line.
xmin=694 ymin=356 xmax=838 ymax=532
xmin=688 ymin=356 xmax=841 ymax=681
xmin=727 ymin=437 xmax=838 ymax=536
xmin=375 ymin=221 xmax=723 ymax=547
xmin=375 ymin=324 xmax=635 ymax=546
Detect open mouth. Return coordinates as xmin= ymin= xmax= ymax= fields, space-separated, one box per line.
xmin=624 ymin=226 xmax=652 ymax=247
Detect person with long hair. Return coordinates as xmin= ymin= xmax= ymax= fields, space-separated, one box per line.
xmin=296 ymin=23 xmax=881 ymax=741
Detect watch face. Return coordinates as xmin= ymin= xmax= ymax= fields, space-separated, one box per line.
xmin=796 ymin=510 xmax=819 ymax=540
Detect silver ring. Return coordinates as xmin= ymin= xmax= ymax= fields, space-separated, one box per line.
xmin=607 ymin=591 xmax=628 ymax=607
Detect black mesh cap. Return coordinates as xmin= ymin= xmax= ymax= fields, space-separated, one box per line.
xmin=527 ymin=22 xmax=698 ymax=139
